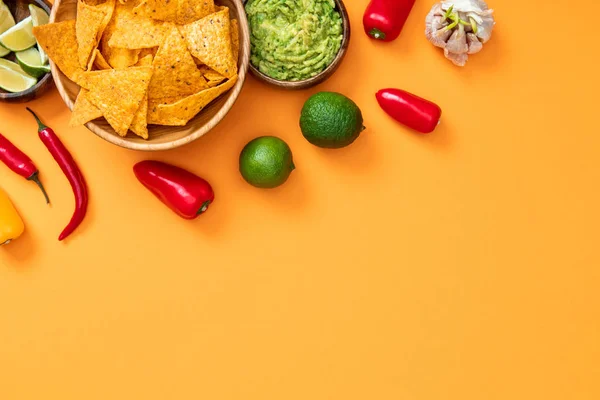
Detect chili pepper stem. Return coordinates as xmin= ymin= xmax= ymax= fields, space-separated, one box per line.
xmin=368 ymin=28 xmax=386 ymax=40
xmin=198 ymin=200 xmax=211 ymax=215
xmin=25 ymin=107 xmax=49 ymax=132
xmin=28 ymin=172 xmax=50 ymax=204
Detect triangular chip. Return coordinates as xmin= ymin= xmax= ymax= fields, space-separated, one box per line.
xmin=149 ymin=75 xmax=237 ymax=125
xmin=230 ymin=18 xmax=239 ymax=63
xmin=92 ymin=49 xmax=112 ymax=69
xmin=133 ymin=0 xmax=178 ymax=23
xmin=179 ymin=7 xmax=236 ymax=78
xmin=95 ymin=0 xmax=116 ymax=40
xmin=86 ymin=48 xmax=97 ymax=71
xmin=129 ymin=54 xmax=153 ymax=139
xmin=177 ymin=0 xmax=214 ymax=25
xmin=100 ymin=2 xmax=141 ymax=68
xmin=69 ymin=89 xmax=103 ymax=126
xmin=197 ymin=64 xmax=225 ymax=87
xmin=33 ymin=21 xmax=84 ymax=83
xmin=148 ymin=27 xmax=207 ymax=100
xmin=79 ymin=67 xmax=153 ymax=136
xmin=76 ymin=1 xmax=107 ymax=68
xmin=108 ymin=3 xmax=169 ymax=49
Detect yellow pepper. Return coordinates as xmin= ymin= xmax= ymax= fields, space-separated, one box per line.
xmin=0 ymin=188 xmax=24 ymax=245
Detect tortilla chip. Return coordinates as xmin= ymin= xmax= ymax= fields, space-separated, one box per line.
xmin=129 ymin=54 xmax=153 ymax=139
xmin=148 ymin=27 xmax=207 ymax=100
xmin=176 ymin=0 xmax=214 ymax=25
xmin=95 ymin=0 xmax=116 ymax=40
xmin=33 ymin=21 xmax=84 ymax=83
xmin=150 ymin=75 xmax=237 ymax=125
xmin=108 ymin=4 xmax=169 ymax=49
xmin=133 ymin=0 xmax=178 ymax=23
xmin=99 ymin=2 xmax=142 ymax=68
xmin=76 ymin=1 xmax=107 ymax=68
xmin=69 ymin=89 xmax=103 ymax=126
xmin=86 ymin=48 xmax=97 ymax=71
xmin=179 ymin=7 xmax=237 ymax=78
xmin=79 ymin=67 xmax=153 ymax=136
xmin=93 ymin=49 xmax=112 ymax=69
xmin=230 ymin=18 xmax=239 ymax=62
xmin=139 ymin=47 xmax=157 ymax=59
xmin=197 ymin=64 xmax=225 ymax=86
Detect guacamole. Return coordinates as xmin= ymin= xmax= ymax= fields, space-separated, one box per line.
xmin=245 ymin=0 xmax=343 ymax=81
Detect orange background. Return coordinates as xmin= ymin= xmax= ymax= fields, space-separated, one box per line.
xmin=1 ymin=0 xmax=599 ymax=398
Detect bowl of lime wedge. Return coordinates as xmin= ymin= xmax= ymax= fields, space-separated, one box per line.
xmin=0 ymin=0 xmax=52 ymax=103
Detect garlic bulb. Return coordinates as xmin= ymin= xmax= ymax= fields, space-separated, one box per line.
xmin=425 ymin=0 xmax=495 ymax=66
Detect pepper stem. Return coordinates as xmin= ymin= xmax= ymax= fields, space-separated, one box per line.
xmin=25 ymin=107 xmax=48 ymax=132
xmin=197 ymin=200 xmax=211 ymax=215
xmin=368 ymin=28 xmax=386 ymax=40
xmin=29 ymin=172 xmax=50 ymax=205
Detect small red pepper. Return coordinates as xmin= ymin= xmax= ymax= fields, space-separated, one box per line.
xmin=376 ymin=88 xmax=442 ymax=134
xmin=0 ymin=133 xmax=50 ymax=204
xmin=363 ymin=0 xmax=416 ymax=42
xmin=26 ymin=108 xmax=88 ymax=241
xmin=133 ymin=160 xmax=214 ymax=220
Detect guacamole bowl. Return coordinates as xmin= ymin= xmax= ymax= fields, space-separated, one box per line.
xmin=245 ymin=0 xmax=350 ymax=90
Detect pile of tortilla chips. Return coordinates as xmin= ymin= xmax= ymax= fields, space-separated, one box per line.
xmin=32 ymin=0 xmax=239 ymax=139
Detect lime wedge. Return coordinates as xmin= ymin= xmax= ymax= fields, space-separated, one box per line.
xmin=0 ymin=1 xmax=16 ymax=56
xmin=0 ymin=2 xmax=16 ymax=34
xmin=15 ymin=47 xmax=49 ymax=78
xmin=0 ymin=57 xmax=27 ymax=74
xmin=28 ymin=4 xmax=49 ymax=64
xmin=0 ymin=67 xmax=37 ymax=92
xmin=0 ymin=16 xmax=35 ymax=52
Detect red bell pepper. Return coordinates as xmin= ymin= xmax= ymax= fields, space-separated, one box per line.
xmin=363 ymin=0 xmax=416 ymax=42
xmin=376 ymin=88 xmax=442 ymax=134
xmin=133 ymin=160 xmax=214 ymax=219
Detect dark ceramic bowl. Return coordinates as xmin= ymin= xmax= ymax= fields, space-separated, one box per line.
xmin=0 ymin=0 xmax=53 ymax=103
xmin=245 ymin=0 xmax=350 ymax=90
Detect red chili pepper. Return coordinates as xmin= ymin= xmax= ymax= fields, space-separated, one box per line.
xmin=363 ymin=0 xmax=416 ymax=42
xmin=26 ymin=108 xmax=88 ymax=241
xmin=133 ymin=160 xmax=214 ymax=220
xmin=376 ymin=88 xmax=442 ymax=134
xmin=0 ymin=133 xmax=50 ymax=204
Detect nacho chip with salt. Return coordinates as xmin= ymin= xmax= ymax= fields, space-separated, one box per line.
xmin=179 ymin=7 xmax=236 ymax=78
xmin=230 ymin=18 xmax=239 ymax=62
xmin=79 ymin=67 xmax=153 ymax=136
xmin=108 ymin=4 xmax=169 ymax=49
xmin=99 ymin=2 xmax=142 ymax=68
xmin=33 ymin=21 xmax=84 ymax=83
xmin=93 ymin=49 xmax=112 ymax=69
xmin=148 ymin=27 xmax=207 ymax=100
xmin=129 ymin=54 xmax=153 ymax=139
xmin=177 ymin=0 xmax=214 ymax=25
xmin=150 ymin=75 xmax=237 ymax=126
xmin=95 ymin=0 xmax=116 ymax=39
xmin=197 ymin=64 xmax=225 ymax=87
xmin=76 ymin=1 xmax=107 ymax=68
xmin=133 ymin=0 xmax=178 ymax=23
xmin=69 ymin=89 xmax=103 ymax=127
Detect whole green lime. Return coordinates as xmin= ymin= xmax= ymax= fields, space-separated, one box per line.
xmin=239 ymin=136 xmax=295 ymax=188
xmin=299 ymin=92 xmax=365 ymax=148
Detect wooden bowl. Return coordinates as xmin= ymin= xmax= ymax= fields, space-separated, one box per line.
xmin=0 ymin=0 xmax=53 ymax=103
xmin=51 ymin=0 xmax=250 ymax=151
xmin=246 ymin=0 xmax=350 ymax=90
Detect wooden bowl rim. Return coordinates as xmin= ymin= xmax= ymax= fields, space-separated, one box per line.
xmin=246 ymin=0 xmax=350 ymax=90
xmin=0 ymin=0 xmax=53 ymax=102
xmin=50 ymin=0 xmax=250 ymax=152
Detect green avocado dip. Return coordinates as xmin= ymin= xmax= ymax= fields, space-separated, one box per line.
xmin=245 ymin=0 xmax=343 ymax=81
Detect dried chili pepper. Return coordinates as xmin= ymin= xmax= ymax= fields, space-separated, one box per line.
xmin=363 ymin=0 xmax=416 ymax=42
xmin=0 ymin=133 xmax=50 ymax=204
xmin=134 ymin=160 xmax=214 ymax=220
xmin=26 ymin=108 xmax=88 ymax=241
xmin=376 ymin=88 xmax=442 ymax=134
